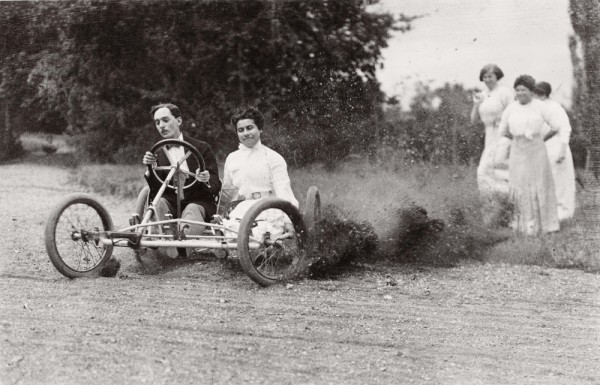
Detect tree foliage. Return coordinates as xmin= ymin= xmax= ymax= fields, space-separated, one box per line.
xmin=569 ymin=0 xmax=600 ymax=148
xmin=0 ymin=0 xmax=401 ymax=164
xmin=381 ymin=82 xmax=483 ymax=165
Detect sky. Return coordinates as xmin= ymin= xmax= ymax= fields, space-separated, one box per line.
xmin=370 ymin=0 xmax=574 ymax=108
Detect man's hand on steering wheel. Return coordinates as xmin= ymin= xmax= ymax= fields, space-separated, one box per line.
xmin=195 ymin=169 xmax=210 ymax=183
xmin=144 ymin=139 xmax=207 ymax=191
xmin=142 ymin=151 xmax=157 ymax=166
xmin=195 ymin=169 xmax=211 ymax=188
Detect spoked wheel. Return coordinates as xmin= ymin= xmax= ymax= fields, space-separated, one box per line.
xmin=44 ymin=193 xmax=114 ymax=278
xmin=237 ymin=198 xmax=307 ymax=287
xmin=303 ymin=186 xmax=321 ymax=247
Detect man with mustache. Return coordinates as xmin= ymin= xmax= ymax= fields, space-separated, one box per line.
xmin=142 ymin=103 xmax=221 ymax=258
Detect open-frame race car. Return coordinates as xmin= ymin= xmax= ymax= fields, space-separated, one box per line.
xmin=44 ymin=139 xmax=321 ymax=287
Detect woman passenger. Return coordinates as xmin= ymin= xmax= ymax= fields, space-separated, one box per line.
xmin=221 ymin=107 xmax=298 ymax=237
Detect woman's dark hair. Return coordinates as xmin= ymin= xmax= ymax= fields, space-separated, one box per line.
xmin=479 ymin=64 xmax=504 ymax=81
xmin=534 ymin=81 xmax=552 ymax=97
xmin=230 ymin=106 xmax=265 ymax=130
xmin=150 ymin=103 xmax=182 ymax=119
xmin=513 ymin=75 xmax=536 ymax=91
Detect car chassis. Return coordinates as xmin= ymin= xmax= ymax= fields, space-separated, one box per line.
xmin=44 ymin=139 xmax=321 ymax=287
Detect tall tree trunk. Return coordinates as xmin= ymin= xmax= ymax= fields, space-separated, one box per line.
xmin=569 ymin=0 xmax=600 ymax=148
xmin=0 ymin=100 xmax=13 ymax=161
xmin=237 ymin=41 xmax=245 ymax=106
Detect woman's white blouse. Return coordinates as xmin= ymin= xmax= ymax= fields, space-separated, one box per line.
xmin=478 ymin=86 xmax=513 ymax=127
xmin=541 ymin=99 xmax=572 ymax=144
xmin=499 ymin=99 xmax=565 ymax=140
xmin=223 ymin=141 xmax=298 ymax=208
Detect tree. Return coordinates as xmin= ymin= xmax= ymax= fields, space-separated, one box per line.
xmin=2 ymin=0 xmax=404 ymax=165
xmin=0 ymin=3 xmax=51 ymax=160
xmin=569 ymin=0 xmax=600 ymax=149
xmin=389 ymin=82 xmax=482 ymax=164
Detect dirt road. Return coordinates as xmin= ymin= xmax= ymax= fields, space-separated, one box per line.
xmin=1 ymin=163 xmax=599 ymax=384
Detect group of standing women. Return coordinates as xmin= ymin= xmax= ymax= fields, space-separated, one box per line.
xmin=471 ymin=64 xmax=575 ymax=236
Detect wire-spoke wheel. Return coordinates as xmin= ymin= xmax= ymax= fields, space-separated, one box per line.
xmin=44 ymin=194 xmax=113 ymax=278
xmin=237 ymin=198 xmax=307 ymax=287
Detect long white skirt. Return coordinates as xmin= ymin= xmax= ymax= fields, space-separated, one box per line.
xmin=477 ymin=137 xmax=510 ymax=196
xmin=222 ymin=199 xmax=286 ymax=241
xmin=545 ymin=137 xmax=576 ymax=221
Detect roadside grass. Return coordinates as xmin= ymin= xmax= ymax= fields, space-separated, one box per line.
xmin=68 ymin=158 xmax=600 ymax=273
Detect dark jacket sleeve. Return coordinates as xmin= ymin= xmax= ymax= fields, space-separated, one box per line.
xmin=185 ymin=136 xmax=222 ymax=199
xmin=193 ymin=138 xmax=222 ymax=197
xmin=144 ymin=164 xmax=162 ymax=197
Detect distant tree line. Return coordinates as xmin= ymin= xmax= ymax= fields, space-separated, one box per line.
xmin=0 ymin=0 xmax=408 ymax=165
xmin=380 ymin=82 xmax=484 ymax=165
xmin=4 ymin=1 xmax=593 ymax=170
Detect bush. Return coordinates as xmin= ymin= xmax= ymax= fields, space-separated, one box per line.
xmin=0 ymin=135 xmax=24 ymax=162
xmin=308 ymin=205 xmax=379 ymax=278
xmin=7 ymin=137 xmax=25 ymax=160
xmin=381 ymin=83 xmax=484 ymax=166
xmin=384 ymin=202 xmax=515 ymax=267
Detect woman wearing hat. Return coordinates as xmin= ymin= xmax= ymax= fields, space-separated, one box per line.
xmin=498 ymin=75 xmax=566 ymax=235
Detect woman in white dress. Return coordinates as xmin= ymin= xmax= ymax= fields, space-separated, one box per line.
xmin=221 ymin=107 xmax=298 ymax=238
xmin=471 ymin=64 xmax=514 ymax=194
xmin=470 ymin=64 xmax=514 ymax=225
xmin=498 ymin=75 xmax=565 ymax=235
xmin=533 ymin=81 xmax=576 ymax=221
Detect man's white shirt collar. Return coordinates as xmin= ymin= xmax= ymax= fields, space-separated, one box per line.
xmin=168 ymin=133 xmax=189 ymax=171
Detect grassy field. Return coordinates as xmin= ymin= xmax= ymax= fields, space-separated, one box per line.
xmin=61 ymin=156 xmax=600 ymax=274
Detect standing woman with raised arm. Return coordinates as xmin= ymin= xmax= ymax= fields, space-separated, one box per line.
xmin=533 ymin=81 xmax=576 ymax=222
xmin=470 ymin=64 xmax=514 ymax=225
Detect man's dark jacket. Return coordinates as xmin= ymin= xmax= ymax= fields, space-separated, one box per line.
xmin=145 ymin=134 xmax=222 ymax=219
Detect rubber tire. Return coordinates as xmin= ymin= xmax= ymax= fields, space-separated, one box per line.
xmin=44 ymin=193 xmax=114 ymax=278
xmin=303 ymin=186 xmax=321 ymax=244
xmin=237 ymin=198 xmax=306 ymax=287
xmin=135 ymin=186 xmax=150 ymax=218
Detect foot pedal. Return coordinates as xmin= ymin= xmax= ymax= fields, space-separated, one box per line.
xmin=129 ymin=213 xmax=141 ymax=226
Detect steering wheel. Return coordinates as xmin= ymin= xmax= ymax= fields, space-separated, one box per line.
xmin=149 ymin=139 xmax=206 ymax=190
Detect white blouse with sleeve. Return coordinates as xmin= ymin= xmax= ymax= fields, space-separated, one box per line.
xmin=499 ymin=99 xmax=563 ymax=140
xmin=223 ymin=141 xmax=298 ymax=208
xmin=478 ymin=86 xmax=513 ymax=128
xmin=541 ymin=99 xmax=571 ymax=144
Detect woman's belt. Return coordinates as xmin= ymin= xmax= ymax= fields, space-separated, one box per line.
xmin=238 ymin=191 xmax=273 ymax=200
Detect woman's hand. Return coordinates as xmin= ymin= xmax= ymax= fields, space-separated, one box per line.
xmin=556 ymin=143 xmax=567 ymax=164
xmin=472 ymin=90 xmax=484 ymax=104
xmin=543 ymin=130 xmax=558 ymax=142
